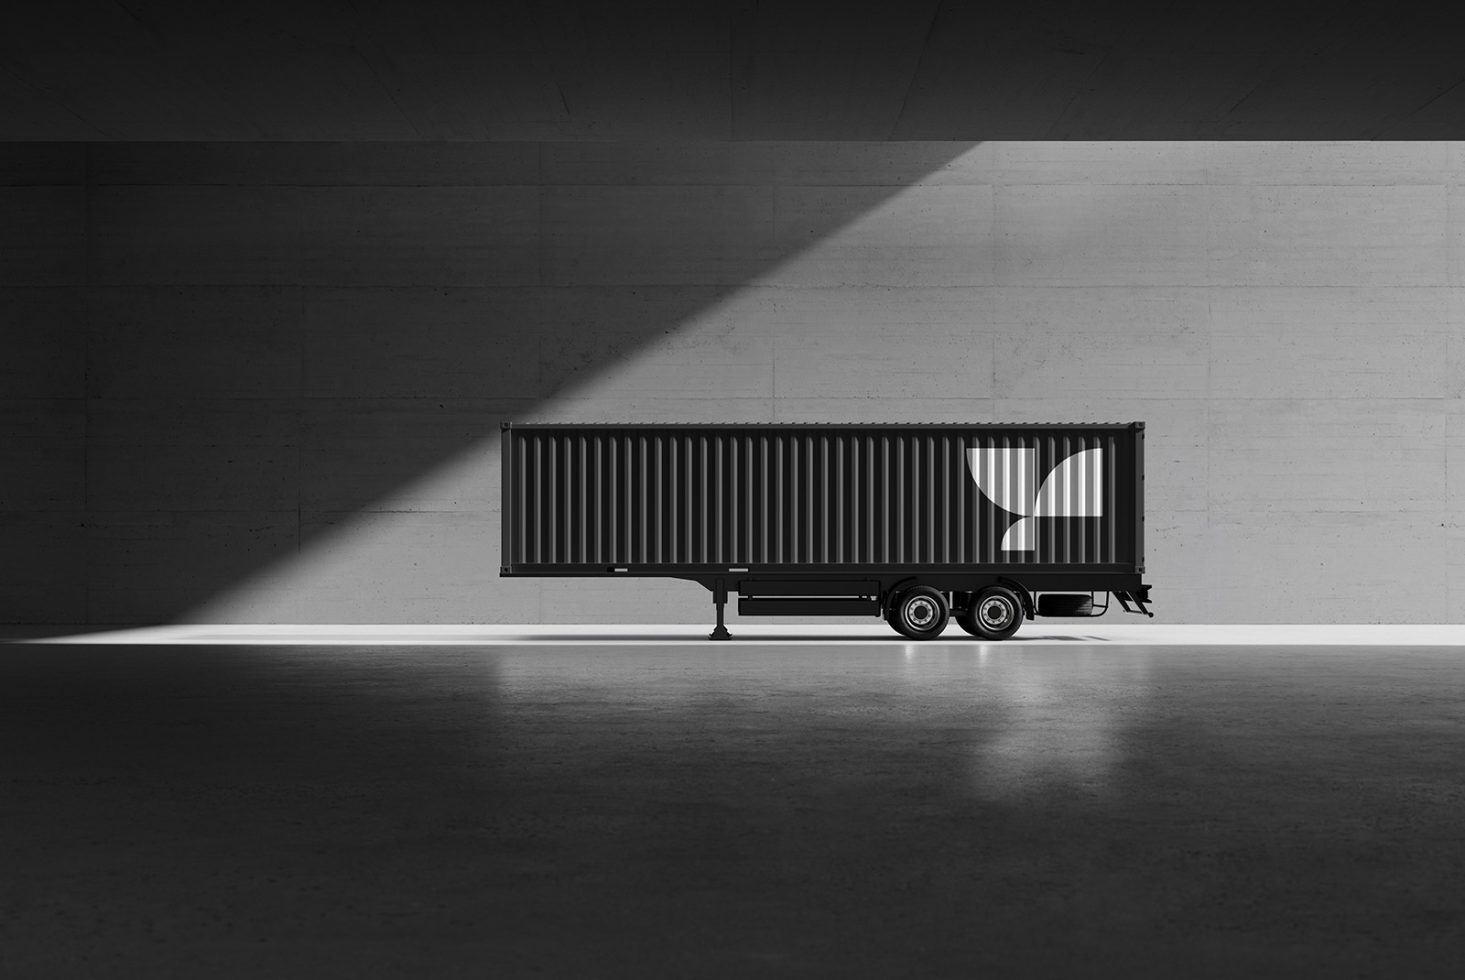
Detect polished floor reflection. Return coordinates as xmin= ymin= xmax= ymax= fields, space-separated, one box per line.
xmin=3 ymin=640 xmax=1463 ymax=976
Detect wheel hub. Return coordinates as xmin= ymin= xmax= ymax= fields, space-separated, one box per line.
xmin=906 ymin=598 xmax=936 ymax=627
xmin=980 ymin=598 xmax=1011 ymax=628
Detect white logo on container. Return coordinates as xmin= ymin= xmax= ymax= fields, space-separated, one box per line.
xmin=965 ymin=448 xmax=1104 ymax=551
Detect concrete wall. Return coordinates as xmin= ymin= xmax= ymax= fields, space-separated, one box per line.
xmin=2 ymin=141 xmax=1462 ymax=624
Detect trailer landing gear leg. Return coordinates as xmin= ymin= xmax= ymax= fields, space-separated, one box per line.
xmin=709 ymin=579 xmax=731 ymax=641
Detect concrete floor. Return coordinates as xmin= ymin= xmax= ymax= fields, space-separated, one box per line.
xmin=3 ymin=633 xmax=1464 ymax=977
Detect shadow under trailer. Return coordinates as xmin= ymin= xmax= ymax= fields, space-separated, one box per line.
xmin=500 ymin=423 xmax=1152 ymax=640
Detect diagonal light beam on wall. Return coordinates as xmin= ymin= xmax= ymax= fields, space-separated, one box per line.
xmin=116 ymin=140 xmax=983 ymax=623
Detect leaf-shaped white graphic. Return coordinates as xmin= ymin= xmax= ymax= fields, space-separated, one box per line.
xmin=1034 ymin=448 xmax=1104 ymax=518
xmin=965 ymin=448 xmax=1037 ymax=516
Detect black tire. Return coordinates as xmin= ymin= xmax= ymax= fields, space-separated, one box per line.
xmin=888 ymin=585 xmax=950 ymax=640
xmin=954 ymin=592 xmax=981 ymax=637
xmin=958 ymin=586 xmax=1023 ymax=640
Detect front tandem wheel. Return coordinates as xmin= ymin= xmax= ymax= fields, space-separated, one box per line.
xmin=887 ymin=585 xmax=950 ymax=640
xmin=957 ymin=586 xmax=1023 ymax=641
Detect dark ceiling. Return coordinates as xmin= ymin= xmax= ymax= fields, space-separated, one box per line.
xmin=3 ymin=0 xmax=1463 ymax=140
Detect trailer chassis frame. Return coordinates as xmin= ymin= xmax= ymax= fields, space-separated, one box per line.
xmin=502 ymin=563 xmax=1148 ymax=639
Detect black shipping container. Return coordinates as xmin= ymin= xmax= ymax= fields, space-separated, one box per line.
xmin=501 ymin=423 xmax=1152 ymax=639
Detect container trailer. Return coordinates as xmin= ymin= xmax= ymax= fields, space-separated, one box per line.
xmin=500 ymin=423 xmax=1153 ymax=639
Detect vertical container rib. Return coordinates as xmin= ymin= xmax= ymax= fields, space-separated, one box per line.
xmin=1107 ymin=433 xmax=1116 ymax=563
xmin=902 ymin=437 xmax=913 ymax=564
xmin=578 ymin=436 xmax=587 ymax=563
xmin=603 ymin=435 xmax=612 ymax=563
xmin=712 ymin=435 xmax=721 ymax=564
xmin=774 ymin=437 xmax=783 ymax=563
xmin=894 ymin=437 xmax=904 ymax=562
xmin=873 ymin=436 xmax=884 ymax=565
xmin=515 ymin=434 xmax=526 ymax=564
xmin=667 ymin=437 xmax=677 ymax=563
xmin=686 ymin=435 xmax=695 ymax=564
xmin=806 ymin=434 xmax=816 ymax=563
xmin=926 ymin=435 xmax=936 ymax=564
xmin=956 ymin=433 xmax=966 ymax=564
xmin=834 ymin=436 xmax=843 ymax=564
xmin=759 ymin=435 xmax=768 ymax=564
xmin=941 ymin=436 xmax=950 ymax=564
xmin=534 ymin=434 xmax=544 ymax=563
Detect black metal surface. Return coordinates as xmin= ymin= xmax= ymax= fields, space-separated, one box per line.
xmin=1037 ymin=594 xmax=1096 ymax=617
xmin=502 ymin=423 xmax=1144 ymax=576
xmin=738 ymin=598 xmax=882 ymax=617
xmin=738 ymin=579 xmax=882 ymax=597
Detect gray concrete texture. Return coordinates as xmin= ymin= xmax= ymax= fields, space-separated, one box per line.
xmin=4 ymin=638 xmax=1464 ymax=975
xmin=3 ymin=140 xmax=1465 ymax=624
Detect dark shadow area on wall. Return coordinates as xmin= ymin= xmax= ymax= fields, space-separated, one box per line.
xmin=0 ymin=140 xmax=978 ymax=623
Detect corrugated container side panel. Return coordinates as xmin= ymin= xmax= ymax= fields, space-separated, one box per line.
xmin=507 ymin=426 xmax=1138 ymax=568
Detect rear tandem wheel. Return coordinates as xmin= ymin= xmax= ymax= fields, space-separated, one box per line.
xmin=957 ymin=585 xmax=1023 ymax=641
xmin=887 ymin=585 xmax=950 ymax=640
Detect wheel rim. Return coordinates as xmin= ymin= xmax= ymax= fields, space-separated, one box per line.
xmin=979 ymin=596 xmax=1012 ymax=630
xmin=904 ymin=596 xmax=938 ymax=631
